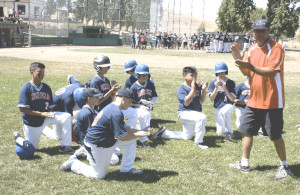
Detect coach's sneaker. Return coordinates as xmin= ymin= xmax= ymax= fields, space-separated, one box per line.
xmin=229 ymin=161 xmax=250 ymax=173
xmin=60 ymin=156 xmax=78 ymax=171
xmin=196 ymin=143 xmax=209 ymax=149
xmin=121 ymin=168 xmax=144 ymax=175
xmin=59 ymin=146 xmax=75 ymax=154
xmin=258 ymin=129 xmax=267 ymax=138
xmin=275 ymin=165 xmax=293 ymax=180
xmin=151 ymin=126 xmax=166 ymax=140
xmin=13 ymin=131 xmax=22 ymax=141
xmin=224 ymin=132 xmax=234 ymax=142
xmin=141 ymin=140 xmax=151 ymax=148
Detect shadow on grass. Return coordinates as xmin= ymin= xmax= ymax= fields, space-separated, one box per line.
xmin=206 ymin=126 xmax=216 ymax=132
xmin=289 ymin=164 xmax=300 ymax=178
xmin=105 ymin=169 xmax=178 ymax=183
xmin=21 ymin=155 xmax=42 ymax=160
xmin=117 ymin=155 xmax=142 ymax=163
xmin=254 ymin=164 xmax=300 ymax=178
xmin=254 ymin=164 xmax=277 ymax=172
xmin=37 ymin=145 xmax=80 ymax=156
xmin=147 ymin=138 xmax=167 ymax=147
xmin=204 ymin=135 xmax=223 ymax=148
xmin=150 ymin=119 xmax=176 ymax=128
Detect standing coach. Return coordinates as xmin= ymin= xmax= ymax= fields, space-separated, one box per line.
xmin=230 ymin=19 xmax=292 ymax=180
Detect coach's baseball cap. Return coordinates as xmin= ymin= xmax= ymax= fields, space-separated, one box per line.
xmin=253 ymin=19 xmax=270 ymax=30
xmin=82 ymin=88 xmax=103 ymax=100
xmin=116 ymin=88 xmax=137 ymax=103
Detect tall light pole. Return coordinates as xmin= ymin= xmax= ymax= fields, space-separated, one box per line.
xmin=172 ymin=0 xmax=175 ymax=33
xmin=179 ymin=0 xmax=181 ymax=33
xmin=189 ymin=0 xmax=193 ymax=35
xmin=167 ymin=0 xmax=169 ymax=32
xmin=136 ymin=0 xmax=138 ymax=30
xmin=56 ymin=3 xmax=58 ymax=36
xmin=28 ymin=0 xmax=31 ymax=47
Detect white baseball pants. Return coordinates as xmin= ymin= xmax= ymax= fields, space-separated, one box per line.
xmin=214 ymin=40 xmax=219 ymax=53
xmin=71 ymin=140 xmax=117 ymax=179
xmin=224 ymin=42 xmax=230 ymax=53
xmin=42 ymin=104 xmax=81 ymax=140
xmin=210 ymin=41 xmax=214 ymax=52
xmin=218 ymin=41 xmax=224 ymax=52
xmin=161 ymin=110 xmax=207 ymax=144
xmin=215 ymin=104 xmax=234 ymax=134
xmin=235 ymin=106 xmax=245 ymax=128
xmin=70 ymin=139 xmax=136 ymax=179
xmin=23 ymin=112 xmax=72 ymax=149
xmin=122 ymin=107 xmax=149 ymax=142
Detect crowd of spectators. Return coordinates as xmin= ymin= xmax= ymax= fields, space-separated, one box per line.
xmin=129 ymin=30 xmax=255 ymax=54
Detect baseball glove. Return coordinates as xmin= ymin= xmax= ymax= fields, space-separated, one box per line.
xmin=139 ymin=99 xmax=154 ymax=111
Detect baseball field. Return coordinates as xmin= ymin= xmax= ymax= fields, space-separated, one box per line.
xmin=0 ymin=46 xmax=299 ymax=194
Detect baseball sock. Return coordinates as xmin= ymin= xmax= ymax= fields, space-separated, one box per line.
xmin=280 ymin=160 xmax=288 ymax=167
xmin=241 ymin=157 xmax=249 ymax=167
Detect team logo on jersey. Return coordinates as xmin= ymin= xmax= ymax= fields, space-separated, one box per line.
xmin=217 ymin=86 xmax=224 ymax=92
xmin=137 ymin=89 xmax=152 ymax=98
xmin=31 ymin=92 xmax=50 ymax=101
xmin=242 ymin=90 xmax=250 ymax=96
xmin=55 ymin=87 xmax=66 ymax=95
xmin=100 ymin=83 xmax=110 ymax=91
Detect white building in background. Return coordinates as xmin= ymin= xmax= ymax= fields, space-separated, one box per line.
xmin=0 ymin=0 xmax=44 ymax=19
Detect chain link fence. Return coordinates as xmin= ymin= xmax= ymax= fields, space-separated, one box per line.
xmin=28 ymin=0 xmax=206 ymax=38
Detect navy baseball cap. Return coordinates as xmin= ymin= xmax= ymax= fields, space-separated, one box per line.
xmin=253 ymin=19 xmax=270 ymax=30
xmin=116 ymin=88 xmax=137 ymax=103
xmin=82 ymin=88 xmax=103 ymax=100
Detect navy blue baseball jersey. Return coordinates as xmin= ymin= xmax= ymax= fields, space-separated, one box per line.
xmin=53 ymin=82 xmax=84 ymax=115
xmin=244 ymin=37 xmax=250 ymax=43
xmin=90 ymin=75 xmax=112 ymax=111
xmin=84 ymin=103 xmax=127 ymax=148
xmin=125 ymin=76 xmax=154 ymax=89
xmin=224 ymin=34 xmax=230 ymax=42
xmin=208 ymin=78 xmax=236 ymax=109
xmin=76 ymin=105 xmax=97 ymax=144
xmin=18 ymin=81 xmax=55 ymax=127
xmin=125 ymin=76 xmax=137 ymax=89
xmin=235 ymin=82 xmax=250 ymax=108
xmin=177 ymin=83 xmax=203 ymax=112
xmin=130 ymin=80 xmax=158 ymax=103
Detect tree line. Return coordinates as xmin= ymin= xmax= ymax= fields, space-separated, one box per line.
xmin=216 ymin=0 xmax=299 ymax=40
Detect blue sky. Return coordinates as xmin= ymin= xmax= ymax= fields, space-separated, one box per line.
xmin=162 ymin=0 xmax=268 ymax=21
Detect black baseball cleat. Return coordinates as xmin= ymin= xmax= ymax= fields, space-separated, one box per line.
xmin=59 ymin=146 xmax=75 ymax=154
xmin=151 ymin=126 xmax=166 ymax=140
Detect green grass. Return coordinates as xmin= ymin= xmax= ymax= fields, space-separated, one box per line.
xmin=0 ymin=51 xmax=300 ymax=194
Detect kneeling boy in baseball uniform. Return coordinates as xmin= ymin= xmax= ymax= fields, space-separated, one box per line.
xmin=152 ymin=66 xmax=209 ymax=149
xmin=208 ymin=62 xmax=236 ymax=141
xmin=60 ymin=88 xmax=151 ymax=179
xmin=130 ymin=64 xmax=158 ymax=148
xmin=74 ymin=88 xmax=120 ymax=165
xmin=18 ymin=62 xmax=74 ymax=154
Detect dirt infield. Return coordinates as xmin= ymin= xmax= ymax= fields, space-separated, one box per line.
xmin=1 ymin=46 xmax=299 ymax=72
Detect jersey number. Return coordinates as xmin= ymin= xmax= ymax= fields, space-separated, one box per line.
xmin=224 ymin=96 xmax=227 ymax=102
xmin=45 ymin=102 xmax=49 ymax=110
